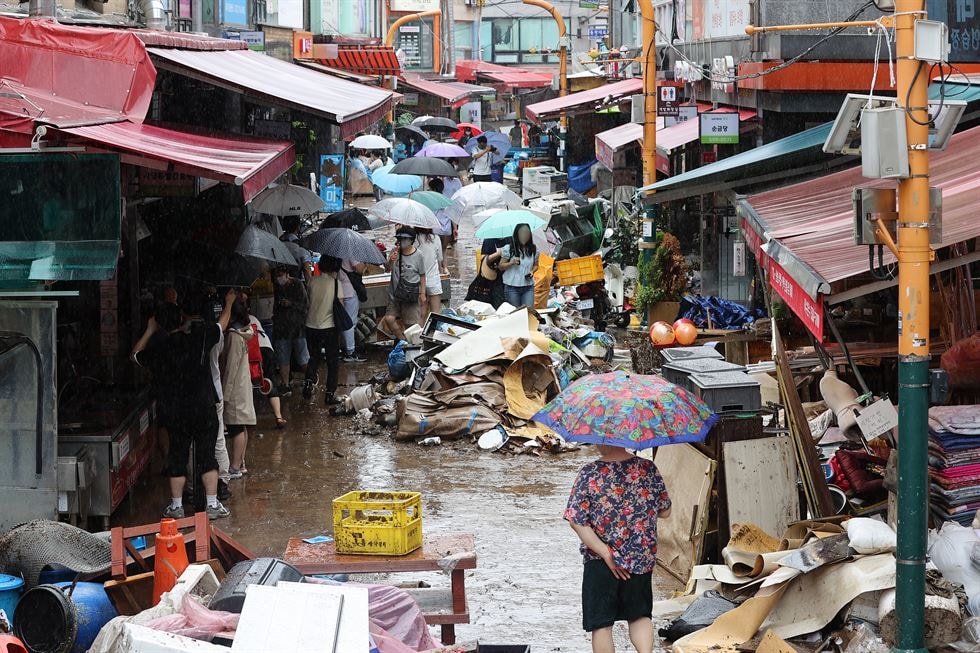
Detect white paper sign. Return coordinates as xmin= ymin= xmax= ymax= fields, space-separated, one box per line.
xmin=855 ymin=398 xmax=899 ymax=441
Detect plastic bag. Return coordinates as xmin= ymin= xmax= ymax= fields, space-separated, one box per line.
xmin=846 ymin=518 xmax=897 ymax=555
xmin=928 ymin=522 xmax=980 ymax=599
xmin=842 ymin=620 xmax=890 ymax=653
xmin=387 ymin=341 xmax=410 ymax=381
xmin=143 ymin=595 xmax=239 ymax=641
xmin=658 ymin=590 xmax=737 ymax=641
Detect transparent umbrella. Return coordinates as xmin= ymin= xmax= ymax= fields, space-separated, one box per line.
xmin=367 ymin=198 xmax=441 ymax=229
xmin=350 ymin=134 xmax=391 ymax=150
xmin=446 ymin=182 xmax=523 ymax=222
xmin=235 ymin=225 xmax=300 ymax=267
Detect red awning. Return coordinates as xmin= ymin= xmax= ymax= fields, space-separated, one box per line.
xmin=317 ymin=45 xmax=401 ymax=76
xmin=399 ymin=74 xmax=494 ymax=108
xmin=741 ymin=124 xmax=980 ymax=300
xmin=133 ymin=30 xmax=246 ymax=51
xmin=59 ymin=122 xmax=295 ymax=203
xmin=526 ymin=78 xmax=643 ymax=123
xmin=148 ymin=48 xmax=397 ymax=138
xmin=0 ymin=16 xmax=156 ymax=143
xmin=455 ymin=60 xmax=553 ymax=89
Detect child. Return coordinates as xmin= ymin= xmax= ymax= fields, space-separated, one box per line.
xmin=565 ymin=445 xmax=672 ymax=653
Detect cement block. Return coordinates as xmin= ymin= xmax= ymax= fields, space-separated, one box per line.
xmin=121 ymin=624 xmax=228 ymax=653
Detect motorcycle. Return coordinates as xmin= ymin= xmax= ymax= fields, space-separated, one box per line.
xmin=573 ymin=227 xmax=634 ymax=330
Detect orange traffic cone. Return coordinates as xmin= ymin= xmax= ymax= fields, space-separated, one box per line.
xmin=152 ymin=518 xmax=190 ymax=605
xmin=0 ymin=634 xmax=28 ymax=653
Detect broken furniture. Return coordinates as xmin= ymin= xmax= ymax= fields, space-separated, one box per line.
xmin=283 ymin=533 xmax=477 ymax=644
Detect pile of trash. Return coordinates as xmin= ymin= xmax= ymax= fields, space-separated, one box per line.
xmin=358 ymin=301 xmax=619 ymax=451
xmin=655 ymin=516 xmax=980 ymax=653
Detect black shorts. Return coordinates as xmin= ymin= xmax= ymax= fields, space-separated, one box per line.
xmin=226 ymin=424 xmax=246 ymax=436
xmin=165 ymin=409 xmax=219 ymax=478
xmin=582 ymin=559 xmax=653 ymax=632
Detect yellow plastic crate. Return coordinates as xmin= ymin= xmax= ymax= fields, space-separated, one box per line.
xmin=555 ymin=255 xmax=604 ymax=286
xmin=332 ymin=491 xmax=423 ymax=556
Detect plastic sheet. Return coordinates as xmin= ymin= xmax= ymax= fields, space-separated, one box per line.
xmin=928 ymin=522 xmax=980 ymax=601
xmin=388 ymin=341 xmax=411 ymax=381
xmin=144 ymin=595 xmax=239 ymax=641
xmin=678 ymin=295 xmax=765 ymax=329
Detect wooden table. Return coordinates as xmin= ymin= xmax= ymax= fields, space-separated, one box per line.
xmin=283 ymin=533 xmax=477 ymax=645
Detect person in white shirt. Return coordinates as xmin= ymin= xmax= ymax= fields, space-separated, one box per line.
xmin=302 ymin=256 xmax=345 ymax=406
xmin=470 ymin=136 xmax=494 ymax=182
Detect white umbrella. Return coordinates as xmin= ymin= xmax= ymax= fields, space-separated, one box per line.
xmin=350 ymin=134 xmax=392 ymax=150
xmin=447 ymin=182 xmax=524 ymax=222
xmin=250 ymin=184 xmax=325 ymax=217
xmin=367 ymin=198 xmax=441 ymax=229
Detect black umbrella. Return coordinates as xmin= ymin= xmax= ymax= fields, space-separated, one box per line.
xmin=319 ymin=208 xmax=384 ymax=232
xmin=172 ymin=240 xmax=261 ymax=287
xmin=302 ymin=228 xmax=386 ymax=266
xmin=390 ymin=157 xmax=459 ymax=178
xmin=395 ymin=124 xmax=430 ymax=143
xmin=417 ymin=117 xmax=458 ymax=132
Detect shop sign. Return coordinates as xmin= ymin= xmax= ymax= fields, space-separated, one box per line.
xmin=676 ymin=104 xmax=698 ymax=123
xmin=768 ymin=258 xmax=824 ymax=341
xmin=390 ymin=0 xmax=437 ymax=11
xmin=139 ymin=168 xmax=199 ymax=197
xmin=399 ymin=25 xmax=422 ymax=69
xmin=588 ymin=26 xmax=608 ymax=40
xmin=700 ymin=111 xmax=739 ymax=144
xmin=221 ymin=0 xmax=247 ymax=25
xmin=460 ymin=101 xmax=481 ymax=128
xmin=733 ymin=241 xmax=746 ymax=277
xmin=319 ymin=154 xmax=345 ymax=213
xmin=241 ymin=31 xmax=265 ymax=51
xmin=927 ymin=0 xmax=980 ymax=63
xmin=657 ymin=84 xmax=679 ymax=117
xmin=693 ymin=0 xmax=749 ymax=40
xmin=402 ymin=93 xmax=419 ymax=106
xmin=293 ymin=31 xmax=314 ymax=59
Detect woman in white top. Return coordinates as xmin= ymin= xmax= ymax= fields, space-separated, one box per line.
xmin=498 ymin=223 xmax=540 ymax=308
xmin=414 ymin=227 xmax=445 ymax=316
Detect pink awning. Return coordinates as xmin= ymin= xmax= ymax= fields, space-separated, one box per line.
xmin=594 ymin=120 xmax=668 ymax=173
xmin=741 ymin=123 xmax=980 ymax=299
xmin=656 ymin=108 xmax=758 ymax=153
xmin=455 ymin=60 xmax=553 ymax=89
xmin=400 ymin=74 xmax=494 ymax=108
xmin=148 ymin=48 xmax=397 ymax=137
xmin=60 ymin=122 xmax=295 ymax=203
xmin=526 ymin=78 xmax=643 ymax=123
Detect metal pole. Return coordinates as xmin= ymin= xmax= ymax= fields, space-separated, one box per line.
xmin=522 ymin=0 xmax=568 ymax=170
xmin=639 ymin=0 xmax=657 ymax=270
xmin=894 ymin=1 xmax=930 ymax=650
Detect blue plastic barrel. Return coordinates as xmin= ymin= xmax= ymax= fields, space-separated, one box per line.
xmin=0 ymin=574 xmax=23 ymax=623
xmin=14 ymin=582 xmax=117 ymax=653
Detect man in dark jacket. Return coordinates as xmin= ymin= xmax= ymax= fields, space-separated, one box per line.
xmin=272 ymin=264 xmax=310 ymax=394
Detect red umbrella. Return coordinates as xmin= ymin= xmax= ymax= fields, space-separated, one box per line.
xmin=450 ymin=123 xmax=482 ymax=141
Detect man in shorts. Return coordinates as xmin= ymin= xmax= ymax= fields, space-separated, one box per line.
xmin=379 ymin=227 xmax=430 ymax=342
xmin=272 ymin=265 xmax=309 ymax=394
xmin=565 ymin=444 xmax=672 ymax=653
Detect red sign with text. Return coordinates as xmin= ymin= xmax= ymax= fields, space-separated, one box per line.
xmin=767 ymin=258 xmax=824 ymax=341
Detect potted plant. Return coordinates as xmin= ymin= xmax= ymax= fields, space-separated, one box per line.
xmin=635 ymin=231 xmax=688 ymax=324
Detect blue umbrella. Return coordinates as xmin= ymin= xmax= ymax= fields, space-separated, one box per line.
xmin=372 ymin=164 xmax=422 ymax=196
xmin=474 ymin=209 xmax=547 ymax=240
xmin=465 ymin=131 xmax=511 ymax=165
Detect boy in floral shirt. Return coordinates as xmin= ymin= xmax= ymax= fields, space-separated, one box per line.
xmin=565 ymin=444 xmax=672 ymax=653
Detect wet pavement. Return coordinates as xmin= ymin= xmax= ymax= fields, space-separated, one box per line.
xmin=114 ymin=204 xmax=682 ymax=651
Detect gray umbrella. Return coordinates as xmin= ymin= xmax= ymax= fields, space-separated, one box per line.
xmin=390 ymin=157 xmax=459 ymax=178
xmin=235 ymin=225 xmax=300 ymax=267
xmin=417 ymin=116 xmax=458 ymax=132
xmin=395 ymin=124 xmax=430 ymax=143
xmin=302 ymin=228 xmax=386 ymax=265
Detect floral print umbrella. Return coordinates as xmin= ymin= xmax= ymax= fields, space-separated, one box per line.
xmin=532 ymin=371 xmax=718 ymax=449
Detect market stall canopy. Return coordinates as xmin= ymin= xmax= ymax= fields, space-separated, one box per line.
xmin=525 ymin=78 xmax=643 ymax=124
xmin=400 ymin=74 xmax=495 ymax=109
xmin=455 ymin=60 xmax=553 ymax=89
xmin=316 ymin=45 xmax=401 ymax=76
xmin=57 ymin=122 xmax=295 ymax=203
xmin=0 ymin=16 xmax=156 ymax=144
xmin=147 ymin=48 xmax=398 ymax=138
xmin=738 ymin=123 xmax=980 ymax=335
xmin=294 ymin=60 xmax=376 ymax=84
xmin=594 ymin=119 xmax=668 ymax=174
xmin=656 ymin=108 xmax=757 ymax=152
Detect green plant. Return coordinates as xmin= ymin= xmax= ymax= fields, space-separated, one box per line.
xmin=610 ymin=210 xmax=639 ymax=269
xmin=634 ymin=231 xmax=688 ymax=314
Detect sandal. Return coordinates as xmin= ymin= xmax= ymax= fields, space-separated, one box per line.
xmin=276 ymin=417 xmax=287 ymax=429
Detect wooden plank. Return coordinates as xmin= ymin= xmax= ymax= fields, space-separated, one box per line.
xmin=652 ymin=444 xmax=716 ymax=583
xmin=283 ymin=534 xmax=477 ymax=575
xmin=773 ymin=321 xmax=834 ymax=517
xmin=104 ymin=571 xmax=155 ymax=615
xmin=723 ymin=437 xmax=798 ymax=542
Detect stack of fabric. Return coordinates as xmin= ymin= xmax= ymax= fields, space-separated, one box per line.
xmin=928 ymin=405 xmax=980 ymax=525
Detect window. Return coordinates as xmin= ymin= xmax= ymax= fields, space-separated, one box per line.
xmin=487 ymin=17 xmax=567 ymax=63
xmin=454 ymin=22 xmax=473 ymax=60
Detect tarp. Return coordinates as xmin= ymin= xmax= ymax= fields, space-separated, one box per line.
xmin=399 ymin=74 xmax=495 ymax=108
xmin=60 ymin=122 xmax=295 ymax=203
xmin=0 ymin=16 xmax=156 ymax=143
xmin=148 ymin=48 xmax=398 ymax=137
xmin=525 ymin=78 xmax=643 ymax=123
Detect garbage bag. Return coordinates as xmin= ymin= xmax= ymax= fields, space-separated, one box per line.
xmin=388 ymin=341 xmax=411 ymax=381
xmin=846 ymin=518 xmax=896 ymax=555
xmin=568 ymin=160 xmax=597 ymax=194
xmin=679 ymin=295 xmax=765 ymax=330
xmin=144 ymin=595 xmax=239 ymax=641
xmin=928 ymin=522 xmax=980 ymax=601
xmin=658 ymin=590 xmax=737 ymax=641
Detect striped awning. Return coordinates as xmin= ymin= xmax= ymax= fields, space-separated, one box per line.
xmin=317 ymin=45 xmax=401 ymax=76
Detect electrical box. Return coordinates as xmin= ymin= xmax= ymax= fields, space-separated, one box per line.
xmin=861 ymin=107 xmax=909 ymax=179
xmin=631 ymin=95 xmax=644 ymax=124
xmin=914 ymin=19 xmax=950 ymax=64
xmin=852 ymin=187 xmax=897 ymax=245
xmin=522 ymin=166 xmax=567 ymax=199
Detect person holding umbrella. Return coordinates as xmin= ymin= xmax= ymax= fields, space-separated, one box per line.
xmin=272 ymin=265 xmax=310 ymax=395
xmin=532 ymin=371 xmax=718 ymax=653
xmin=302 ymin=255 xmax=346 ymax=406
xmin=470 ymin=136 xmax=495 ymax=182
xmin=498 ymin=224 xmax=540 ymax=309
xmin=379 ymin=227 xmax=430 ymax=342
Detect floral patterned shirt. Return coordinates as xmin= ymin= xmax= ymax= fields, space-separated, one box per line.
xmin=564 ymin=457 xmax=671 ymax=574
